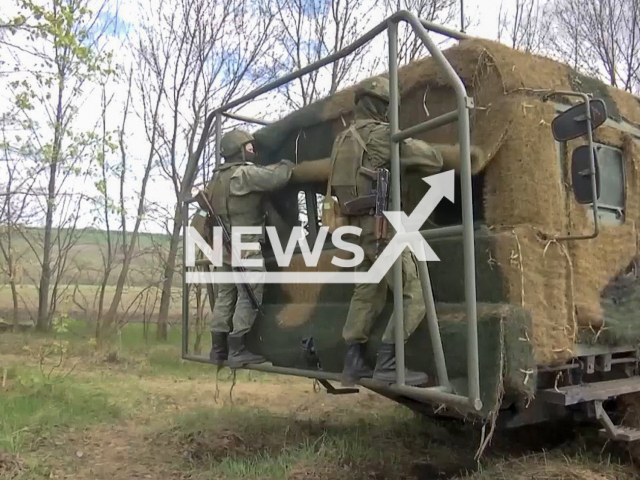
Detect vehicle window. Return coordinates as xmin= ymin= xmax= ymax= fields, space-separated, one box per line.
xmin=298 ymin=190 xmax=320 ymax=240
xmin=589 ymin=143 xmax=625 ymax=226
xmin=264 ymin=188 xmax=327 ymax=261
xmin=429 ymin=172 xmax=485 ymax=227
xmin=315 ymin=193 xmax=324 ymax=227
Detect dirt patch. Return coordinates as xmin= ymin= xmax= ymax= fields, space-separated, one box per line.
xmin=42 ymin=423 xmax=176 ymax=480
xmin=287 ymin=460 xmax=346 ymax=480
xmin=179 ymin=428 xmax=246 ymax=462
xmin=0 ymin=452 xmax=25 ymax=479
xmin=469 ymin=453 xmax=638 ymax=480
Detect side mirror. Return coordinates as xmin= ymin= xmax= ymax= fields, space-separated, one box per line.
xmin=551 ymin=98 xmax=607 ymax=142
xmin=571 ymin=145 xmax=600 ymax=204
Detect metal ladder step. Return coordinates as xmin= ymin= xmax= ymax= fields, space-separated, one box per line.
xmin=538 ymin=378 xmax=640 ymax=406
xmin=599 ymin=426 xmax=640 ymax=442
xmin=595 ymin=401 xmax=640 ymax=442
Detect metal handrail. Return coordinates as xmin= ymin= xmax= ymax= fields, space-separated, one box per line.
xmin=387 ymin=12 xmax=480 ymax=410
xmin=391 ymin=110 xmax=459 ymax=143
xmin=221 ymin=111 xmax=272 ymax=126
xmin=543 ymin=90 xmax=600 ymax=241
xmin=182 ymin=10 xmax=482 ymax=412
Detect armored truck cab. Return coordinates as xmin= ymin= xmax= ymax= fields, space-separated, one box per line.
xmin=183 ymin=15 xmax=640 ymax=442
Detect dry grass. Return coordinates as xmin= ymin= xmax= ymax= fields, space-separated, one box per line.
xmin=0 ymin=283 xmax=184 ymax=326
xmin=0 ymin=328 xmax=638 ymax=480
xmin=468 ymin=452 xmax=637 ymax=480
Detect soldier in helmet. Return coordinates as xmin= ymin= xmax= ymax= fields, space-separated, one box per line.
xmin=329 ymin=76 xmax=466 ymax=386
xmin=204 ymin=129 xmax=294 ymax=367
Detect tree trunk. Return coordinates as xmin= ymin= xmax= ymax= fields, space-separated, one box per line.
xmin=10 ymin=275 xmax=19 ymax=331
xmin=4 ymin=200 xmax=19 ymax=330
xmin=95 ymin=275 xmax=109 ymax=338
xmin=37 ymin=78 xmax=64 ymax=331
xmin=156 ymin=205 xmax=182 ymax=341
xmin=36 ymin=153 xmax=58 ymax=331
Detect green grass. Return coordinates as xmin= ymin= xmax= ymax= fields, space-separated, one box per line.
xmin=153 ymin=405 xmax=460 ymax=480
xmin=0 ymin=320 xmax=272 ymax=380
xmin=0 ymin=368 xmax=121 ymax=453
xmin=2 ymin=325 xmax=639 ymax=480
xmin=49 ymin=320 xmax=214 ymax=377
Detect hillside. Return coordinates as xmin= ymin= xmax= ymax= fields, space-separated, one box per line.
xmin=0 ymin=228 xmax=182 ymax=325
xmin=1 ymin=227 xmax=171 ymax=287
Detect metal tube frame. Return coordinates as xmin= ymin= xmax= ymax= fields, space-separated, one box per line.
xmin=391 ymin=110 xmax=459 ymax=143
xmin=183 ymin=354 xmax=473 ymax=410
xmin=181 ymin=10 xmax=482 ymax=412
xmin=221 ymin=111 xmax=272 ymax=126
xmin=388 ymin=21 xmax=406 ymax=387
xmin=416 ymin=258 xmax=450 ymax=388
xmin=543 ymin=90 xmax=600 ymax=242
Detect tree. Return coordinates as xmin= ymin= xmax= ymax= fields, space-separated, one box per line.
xmin=1 ymin=0 xmax=115 ymax=330
xmin=0 ymin=113 xmax=33 ymax=329
xmin=101 ymin=2 xmax=170 ymax=336
xmin=497 ymin=0 xmax=551 ymax=53
xmin=384 ymin=0 xmax=461 ymax=65
xmin=89 ymin=65 xmax=121 ymax=335
xmin=270 ymin=0 xmax=377 ymax=109
xmin=153 ymin=0 xmax=277 ymax=341
xmin=547 ymin=0 xmax=640 ymax=92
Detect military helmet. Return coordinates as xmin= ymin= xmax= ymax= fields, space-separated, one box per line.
xmin=354 ymin=76 xmax=390 ymax=103
xmin=220 ymin=129 xmax=254 ymax=158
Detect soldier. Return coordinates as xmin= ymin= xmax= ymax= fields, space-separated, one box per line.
xmin=329 ymin=76 xmax=469 ymax=386
xmin=204 ymin=129 xmax=294 ymax=367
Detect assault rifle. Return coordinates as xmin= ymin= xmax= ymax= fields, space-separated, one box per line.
xmin=193 ymin=191 xmax=264 ymax=316
xmin=341 ymin=167 xmax=390 ymax=256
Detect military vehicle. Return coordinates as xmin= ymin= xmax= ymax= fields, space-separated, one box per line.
xmin=182 ymin=11 xmax=640 ymax=444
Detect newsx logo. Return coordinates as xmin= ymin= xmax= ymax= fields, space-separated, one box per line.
xmin=185 ymin=171 xmax=454 ymax=284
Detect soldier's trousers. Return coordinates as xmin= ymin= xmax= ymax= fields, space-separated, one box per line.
xmin=342 ymin=222 xmax=427 ymax=345
xmin=209 ymin=252 xmax=265 ymax=338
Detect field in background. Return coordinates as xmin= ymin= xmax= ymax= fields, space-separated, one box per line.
xmin=0 ymin=227 xmax=171 ymax=287
xmin=0 ymin=284 xmax=184 ymax=325
xmin=0 ymin=227 xmax=187 ymax=325
xmin=0 ymin=323 xmax=638 ymax=480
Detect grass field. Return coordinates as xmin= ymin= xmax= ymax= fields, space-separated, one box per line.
xmin=1 ymin=227 xmax=170 ymax=288
xmin=0 ymin=322 xmax=638 ymax=480
xmin=0 ymin=284 xmax=184 ymax=325
xmin=0 ymin=227 xmax=185 ymax=325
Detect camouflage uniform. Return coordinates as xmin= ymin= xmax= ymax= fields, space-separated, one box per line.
xmin=335 ymin=120 xmax=443 ymax=345
xmin=329 ymin=77 xmax=444 ymax=385
xmin=204 ymin=129 xmax=293 ymax=367
xmin=208 ymin=160 xmax=293 ymax=337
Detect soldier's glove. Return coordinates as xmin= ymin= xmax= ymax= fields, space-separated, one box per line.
xmin=436 ymin=144 xmax=486 ymax=173
xmin=290 ymin=157 xmax=331 ymax=183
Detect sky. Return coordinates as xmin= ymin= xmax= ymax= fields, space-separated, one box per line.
xmin=0 ymin=0 xmax=519 ymax=235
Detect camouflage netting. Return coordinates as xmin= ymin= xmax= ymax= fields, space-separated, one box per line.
xmin=253 ymin=38 xmax=640 ymax=366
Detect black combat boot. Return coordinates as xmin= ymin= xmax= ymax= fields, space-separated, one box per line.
xmin=227 ymin=334 xmax=266 ymax=367
xmin=341 ymin=343 xmax=373 ymax=386
xmin=373 ymin=343 xmax=428 ymax=386
xmin=209 ymin=332 xmax=228 ymax=365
